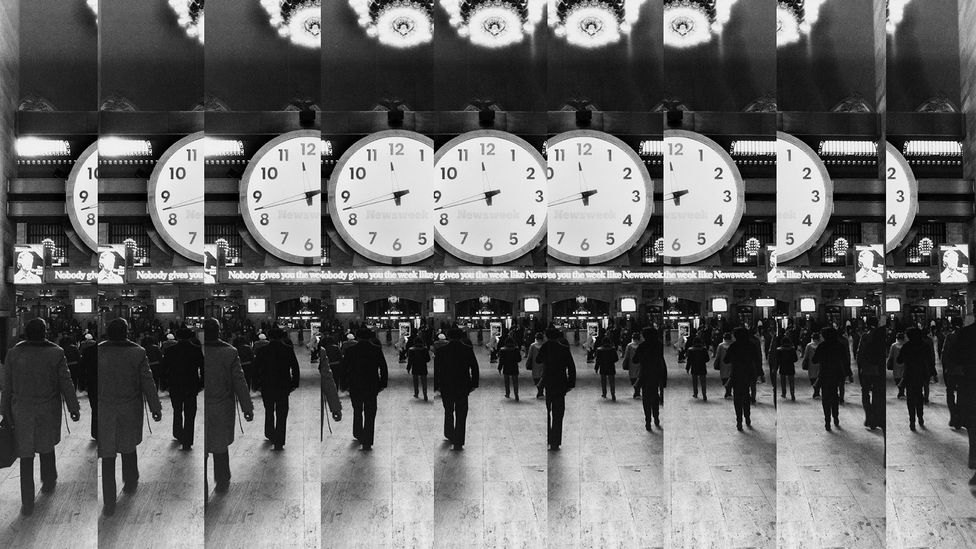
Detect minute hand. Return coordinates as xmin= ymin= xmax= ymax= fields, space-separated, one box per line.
xmin=254 ymin=190 xmax=322 ymax=211
xmin=342 ymin=190 xmax=410 ymax=211
xmin=433 ymin=190 xmax=501 ymax=211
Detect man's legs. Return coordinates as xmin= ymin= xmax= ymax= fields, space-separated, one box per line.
xmin=212 ymin=451 xmax=231 ymax=490
xmin=172 ymin=391 xmax=185 ymax=443
xmin=442 ymin=392 xmax=456 ymax=442
xmin=361 ymin=393 xmax=377 ymax=447
xmin=39 ymin=451 xmax=57 ymax=488
xmin=20 ymin=455 xmax=35 ymax=510
xmin=350 ymin=392 xmax=364 ymax=441
xmin=274 ymin=395 xmax=289 ymax=447
xmin=453 ymin=393 xmax=469 ymax=447
xmin=546 ymin=392 xmax=565 ymax=447
xmin=263 ymin=394 xmax=276 ymax=440
xmin=121 ymin=451 xmax=139 ymax=490
xmin=102 ymin=455 xmax=117 ymax=511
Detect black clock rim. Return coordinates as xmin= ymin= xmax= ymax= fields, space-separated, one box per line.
xmin=66 ymin=141 xmax=99 ymax=253
xmin=662 ymin=129 xmax=746 ymax=266
xmin=545 ymin=129 xmax=655 ymax=265
xmin=884 ymin=141 xmax=919 ymax=254
xmin=775 ymin=131 xmax=834 ymax=264
xmin=432 ymin=130 xmax=548 ymax=265
xmin=327 ymin=129 xmax=436 ymax=265
xmin=147 ymin=131 xmax=206 ymax=264
xmin=239 ymin=129 xmax=323 ymax=266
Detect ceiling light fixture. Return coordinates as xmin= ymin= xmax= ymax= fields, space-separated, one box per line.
xmin=261 ymin=0 xmax=322 ymax=49
xmin=169 ymin=0 xmax=205 ymax=44
xmin=440 ymin=0 xmax=544 ymax=49
xmin=349 ymin=0 xmax=433 ymax=48
xmin=16 ymin=138 xmax=72 ymax=158
xmin=98 ymin=137 xmax=154 ymax=158
xmin=663 ymin=0 xmax=738 ymax=49
xmin=550 ymin=0 xmax=645 ymax=49
xmin=776 ymin=0 xmax=825 ymax=47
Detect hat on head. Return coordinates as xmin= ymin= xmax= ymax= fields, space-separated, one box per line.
xmin=166 ymin=333 xmax=176 ymax=340
xmin=438 ymin=333 xmax=446 ymax=340
xmin=84 ymin=333 xmax=94 ymax=340
xmin=258 ymin=333 xmax=267 ymax=340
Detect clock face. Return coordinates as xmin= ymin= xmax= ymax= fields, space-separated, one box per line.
xmin=885 ymin=142 xmax=918 ymax=253
xmin=240 ymin=130 xmax=322 ymax=265
xmin=663 ymin=130 xmax=745 ymax=264
xmin=148 ymin=132 xmax=204 ymax=262
xmin=328 ymin=130 xmax=434 ymax=265
xmin=66 ymin=142 xmax=99 ymax=252
xmin=547 ymin=130 xmax=653 ymax=265
xmin=775 ymin=132 xmax=833 ymax=263
xmin=433 ymin=130 xmax=547 ymax=265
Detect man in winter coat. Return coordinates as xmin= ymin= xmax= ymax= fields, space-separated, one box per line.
xmin=536 ymin=327 xmax=576 ymax=448
xmin=203 ymin=318 xmax=254 ymax=493
xmin=713 ymin=332 xmax=733 ymax=399
xmin=97 ymin=318 xmax=162 ymax=516
xmin=855 ymin=317 xmax=886 ymax=430
xmin=1 ymin=318 xmax=80 ymax=515
xmin=341 ymin=328 xmax=388 ymax=450
xmin=163 ymin=328 xmax=204 ymax=450
xmin=812 ymin=327 xmax=854 ymax=431
xmin=633 ymin=327 xmax=667 ymax=431
xmin=526 ymin=333 xmax=545 ymax=399
xmin=253 ymin=328 xmax=301 ymax=451
xmin=940 ymin=318 xmax=966 ymax=428
xmin=622 ymin=332 xmax=642 ymax=399
xmin=941 ymin=319 xmax=976 ymax=484
xmin=434 ymin=328 xmax=480 ymax=450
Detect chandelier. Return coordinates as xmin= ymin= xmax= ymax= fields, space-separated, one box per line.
xmin=745 ymin=237 xmax=761 ymax=256
xmin=350 ymin=0 xmax=433 ymax=48
xmin=549 ymin=0 xmax=645 ymax=49
xmin=776 ymin=0 xmax=825 ymax=47
xmin=663 ymin=0 xmax=738 ymax=49
xmin=440 ymin=0 xmax=545 ymax=49
xmin=886 ymin=0 xmax=912 ymax=34
xmin=260 ymin=0 xmax=322 ymax=49
xmin=169 ymin=0 xmax=205 ymax=44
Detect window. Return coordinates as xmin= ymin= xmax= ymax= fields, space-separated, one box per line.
xmin=26 ymin=223 xmax=69 ymax=266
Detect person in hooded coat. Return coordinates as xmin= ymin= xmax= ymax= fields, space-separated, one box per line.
xmin=434 ymin=328 xmax=479 ymax=450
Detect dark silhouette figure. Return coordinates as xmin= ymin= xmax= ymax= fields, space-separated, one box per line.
xmin=434 ymin=329 xmax=479 ymax=450
xmin=724 ymin=327 xmax=761 ymax=431
xmin=162 ymin=328 xmax=204 ymax=450
xmin=536 ymin=328 xmax=576 ymax=448
xmin=897 ymin=327 xmax=938 ymax=431
xmin=812 ymin=327 xmax=853 ymax=431
xmin=254 ymin=328 xmax=301 ymax=450
xmin=341 ymin=328 xmax=389 ymax=450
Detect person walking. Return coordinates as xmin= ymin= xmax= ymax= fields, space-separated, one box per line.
xmin=203 ymin=318 xmax=254 ymax=494
xmin=776 ymin=338 xmax=798 ymax=401
xmin=594 ymin=337 xmax=619 ymax=401
xmin=801 ymin=332 xmax=822 ymax=398
xmin=536 ymin=328 xmax=576 ymax=448
xmin=886 ymin=332 xmax=907 ymax=399
xmin=856 ymin=318 xmax=887 ymax=430
xmin=622 ymin=332 xmax=641 ymax=399
xmin=81 ymin=336 xmax=98 ymax=440
xmin=97 ymin=318 xmax=162 ymax=516
xmin=254 ymin=328 xmax=300 ymax=451
xmin=340 ymin=328 xmax=388 ymax=451
xmin=234 ymin=336 xmax=255 ymax=392
xmin=724 ymin=327 xmax=761 ymax=431
xmin=812 ymin=327 xmax=854 ymax=431
xmin=897 ymin=327 xmax=938 ymax=431
xmin=713 ymin=332 xmax=733 ymax=399
xmin=940 ymin=318 xmax=976 ymax=484
xmin=526 ymin=332 xmax=545 ymax=399
xmin=162 ymin=328 xmax=204 ymax=451
xmin=0 ymin=319 xmax=81 ymax=516
xmin=940 ymin=318 xmax=965 ymax=428
xmin=633 ymin=327 xmax=667 ymax=431
xmin=434 ymin=328 xmax=479 ymax=450
xmin=685 ymin=337 xmax=709 ymax=401
xmin=497 ymin=337 xmax=521 ymax=401
xmin=406 ymin=335 xmax=431 ymax=401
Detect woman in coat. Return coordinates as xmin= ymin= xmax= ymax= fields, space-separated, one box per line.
xmin=886 ymin=332 xmax=906 ymax=399
xmin=497 ymin=337 xmax=522 ymax=400
xmin=723 ymin=327 xmax=760 ymax=431
xmin=801 ymin=332 xmax=821 ymax=398
xmin=776 ymin=337 xmax=799 ymax=401
xmin=713 ymin=332 xmax=733 ymax=399
xmin=622 ymin=332 xmax=642 ymax=398
xmin=594 ymin=337 xmax=620 ymax=400
xmin=204 ymin=318 xmax=254 ymax=493
xmin=406 ymin=335 xmax=431 ymax=401
xmin=1 ymin=319 xmax=80 ymax=515
xmin=897 ymin=327 xmax=938 ymax=430
xmin=685 ymin=337 xmax=710 ymax=401
xmin=526 ymin=333 xmax=545 ymax=399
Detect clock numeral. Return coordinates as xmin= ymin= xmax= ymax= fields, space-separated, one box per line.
xmin=535 ymin=190 xmax=544 ymax=202
xmin=623 ymin=167 xmax=633 ymax=180
xmin=887 ymin=167 xmax=897 ymax=180
xmin=439 ymin=213 xmax=449 ymax=226
xmin=697 ymin=233 xmax=706 ymax=245
xmin=607 ymin=149 xmax=613 ymax=161
xmin=480 ymin=143 xmax=495 ymax=156
xmin=417 ymin=233 xmax=428 ymax=245
xmin=301 ymin=142 xmax=316 ymax=156
xmin=260 ymin=213 xmax=269 ymax=226
xmin=622 ymin=215 xmax=632 ymax=227
xmin=895 ymin=190 xmax=905 ymax=202
xmin=366 ymin=149 xmax=377 ymax=161
xmin=546 ymin=167 xmax=554 ymax=179
xmin=553 ymin=149 xmax=565 ymax=161
xmin=348 ymin=213 xmax=358 ymax=226
xmin=801 ymin=214 xmax=812 ymax=226
xmin=440 ymin=167 xmax=457 ymax=180
xmin=483 ymin=238 xmax=493 ymax=251
xmin=525 ymin=214 xmax=536 ymax=226
xmin=811 ymin=190 xmax=820 ymax=202
xmin=186 ymin=149 xmax=198 ymax=161
xmin=87 ymin=167 xmax=99 ymax=179
xmin=605 ymin=232 xmax=615 ymax=246
xmin=168 ymin=213 xmax=178 ymax=226
xmin=458 ymin=149 xmax=469 ymax=161
xmin=304 ymin=238 xmax=314 ymax=251
xmin=188 ymin=232 xmax=197 ymax=244
xmin=79 ymin=190 xmax=90 ymax=202
xmin=714 ymin=167 xmax=724 ymax=180
xmin=86 ymin=213 xmax=95 ymax=225
xmin=668 ymin=143 xmax=683 ymax=156
xmin=526 ymin=167 xmax=536 ymax=180
xmin=420 ymin=149 xmax=425 ymax=161
xmin=698 ymin=149 xmax=703 ymax=161
xmin=433 ymin=190 xmax=442 ymax=203
xmin=887 ymin=214 xmax=897 ymax=226
xmin=714 ymin=214 xmax=724 ymax=226
xmin=340 ymin=190 xmax=350 ymax=203
xmin=277 ymin=148 xmax=289 ymax=162
xmin=802 ymin=167 xmax=812 ymax=180
xmin=786 ymin=149 xmax=792 ymax=162
xmin=392 ymin=238 xmax=402 ymax=251
xmin=253 ymin=190 xmax=263 ymax=203
xmin=556 ymin=232 xmax=566 ymax=244
xmin=580 ymin=238 xmax=590 ymax=251
xmin=577 ymin=143 xmax=592 ymax=156
xmin=388 ymin=142 xmax=404 ymax=156
xmin=261 ymin=167 xmax=278 ymax=180
xmin=348 ymin=167 xmax=366 ymax=180
xmin=723 ymin=190 xmax=732 ymax=203
xmin=785 ymin=232 xmax=795 ymax=246
xmin=510 ymin=149 xmax=515 ymax=161
xmin=280 ymin=232 xmax=289 ymax=244
xmin=509 ymin=233 xmax=519 ymax=246
xmin=632 ymin=190 xmax=640 ymax=202
xmin=671 ymin=239 xmax=681 ymax=251
xmin=161 ymin=190 xmax=171 ymax=203
xmin=459 ymin=232 xmax=469 ymax=244
xmin=368 ymin=232 xmax=377 ymax=244
xmin=169 ymin=167 xmax=186 ymax=180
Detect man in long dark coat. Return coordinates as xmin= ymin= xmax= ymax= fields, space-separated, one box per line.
xmin=633 ymin=327 xmax=667 ymax=431
xmin=1 ymin=319 xmax=80 ymax=515
xmin=97 ymin=318 xmax=162 ymax=516
xmin=341 ymin=328 xmax=388 ymax=450
xmin=940 ymin=318 xmax=976 ymax=484
xmin=163 ymin=328 xmax=204 ymax=450
xmin=856 ymin=318 xmax=887 ymax=430
xmin=434 ymin=328 xmax=479 ymax=450
xmin=536 ymin=327 xmax=576 ymax=449
xmin=812 ymin=327 xmax=854 ymax=431
xmin=253 ymin=328 xmax=300 ymax=451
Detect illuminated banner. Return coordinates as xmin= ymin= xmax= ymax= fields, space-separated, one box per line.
xmin=97 ymin=245 xmax=126 ymax=284
xmin=128 ymin=268 xmax=206 ymax=283
xmin=770 ymin=267 xmax=850 ymax=282
xmin=47 ymin=267 xmax=98 ymax=284
xmin=13 ymin=245 xmax=44 ymax=285
xmin=939 ymin=244 xmax=971 ymax=283
xmin=221 ymin=267 xmax=330 ymax=284
xmin=885 ymin=267 xmax=936 ymax=282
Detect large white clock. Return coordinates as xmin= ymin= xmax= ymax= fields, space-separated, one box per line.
xmin=775 ymin=132 xmax=833 ymax=262
xmin=547 ymin=130 xmax=653 ymax=265
xmin=148 ymin=132 xmax=204 ymax=262
xmin=328 ymin=130 xmax=434 ymax=265
xmin=240 ymin=130 xmax=321 ymax=265
xmin=663 ymin=130 xmax=745 ymax=264
xmin=66 ymin=141 xmax=99 ymax=252
xmin=885 ymin=141 xmax=918 ymax=253
xmin=433 ymin=130 xmax=547 ymax=265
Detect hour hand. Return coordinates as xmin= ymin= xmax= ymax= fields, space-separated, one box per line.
xmin=161 ymin=195 xmax=204 ymax=211
xmin=665 ymin=189 xmax=689 ymax=206
xmin=80 ymin=203 xmax=99 ymax=211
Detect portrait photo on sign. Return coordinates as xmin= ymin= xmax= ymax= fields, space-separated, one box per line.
xmin=12 ymin=245 xmax=44 ymax=284
xmin=97 ymin=245 xmax=126 ymax=284
xmin=854 ymin=245 xmax=884 ymax=283
xmin=940 ymin=244 xmax=971 ymax=283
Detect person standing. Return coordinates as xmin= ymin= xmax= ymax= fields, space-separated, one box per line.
xmin=633 ymin=327 xmax=666 ymax=431
xmin=776 ymin=338 xmax=798 ymax=401
xmin=341 ymin=328 xmax=388 ymax=451
xmin=897 ymin=327 xmax=938 ymax=431
xmin=97 ymin=318 xmax=162 ymax=516
xmin=526 ymin=333 xmax=545 ymax=399
xmin=497 ymin=337 xmax=521 ymax=401
xmin=0 ymin=319 xmax=80 ymax=516
xmin=685 ymin=337 xmax=709 ymax=401
xmin=713 ymin=332 xmax=733 ymax=399
xmin=203 ymin=318 xmax=254 ymax=493
xmin=434 ymin=328 xmax=479 ymax=450
xmin=801 ymin=332 xmax=822 ymax=398
xmin=940 ymin=318 xmax=965 ymax=428
xmin=622 ymin=332 xmax=641 ymax=399
xmin=536 ymin=327 xmax=575 ymax=448
xmin=724 ymin=327 xmax=761 ymax=431
xmin=162 ymin=328 xmax=204 ymax=450
xmin=812 ymin=327 xmax=853 ymax=431
xmin=406 ymin=335 xmax=431 ymax=401
xmin=254 ymin=328 xmax=300 ymax=451
xmin=594 ymin=337 xmax=619 ymax=401
xmin=856 ymin=318 xmax=887 ymax=430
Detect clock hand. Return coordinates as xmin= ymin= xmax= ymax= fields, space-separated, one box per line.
xmin=80 ymin=203 xmax=99 ymax=211
xmin=341 ymin=190 xmax=411 ymax=211
xmin=161 ymin=195 xmax=204 ymax=211
xmin=390 ymin=162 xmax=400 ymax=194
xmin=253 ymin=190 xmax=322 ymax=211
xmin=433 ymin=190 xmax=501 ymax=211
xmin=664 ymin=189 xmax=689 ymax=206
xmin=548 ymin=189 xmax=599 ymax=208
